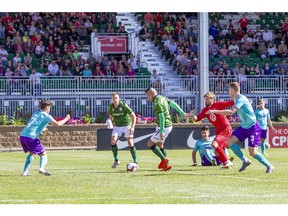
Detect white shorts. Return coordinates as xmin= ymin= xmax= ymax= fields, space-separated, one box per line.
xmin=111 ymin=125 xmax=133 ymax=139
xmin=150 ymin=126 xmax=173 ymax=143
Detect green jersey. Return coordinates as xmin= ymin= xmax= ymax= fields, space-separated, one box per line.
xmin=108 ymin=101 xmax=133 ymax=126
xmin=153 ymin=95 xmax=172 ymax=127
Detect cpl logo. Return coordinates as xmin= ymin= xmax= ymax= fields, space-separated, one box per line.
xmin=209 ymin=113 xmax=216 ymax=122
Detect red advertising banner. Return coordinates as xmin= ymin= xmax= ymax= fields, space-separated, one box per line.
xmin=268 ymin=125 xmax=288 ymax=148
xmin=98 ymin=36 xmax=127 ymax=53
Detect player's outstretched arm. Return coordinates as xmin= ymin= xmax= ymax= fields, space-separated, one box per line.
xmin=169 ymin=101 xmax=186 ymax=117
xmin=205 ymin=107 xmax=237 ymax=116
xmin=50 ymin=114 xmax=71 ymax=127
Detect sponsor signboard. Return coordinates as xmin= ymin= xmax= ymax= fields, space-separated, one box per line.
xmin=268 ymin=126 xmax=288 ymax=148
xmin=97 ymin=127 xmax=244 ymax=150
xmin=98 ymin=36 xmax=127 ymax=53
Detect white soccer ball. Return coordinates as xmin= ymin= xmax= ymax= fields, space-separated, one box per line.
xmin=265 ymin=142 xmax=271 ymax=149
xmin=126 ymin=162 xmax=138 ymax=172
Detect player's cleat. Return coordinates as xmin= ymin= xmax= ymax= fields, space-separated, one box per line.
xmin=264 ymin=153 xmax=270 ymax=157
xmin=111 ymin=160 xmax=120 ymax=169
xmin=39 ymin=169 xmax=51 ymax=176
xmin=221 ymin=160 xmax=233 ymax=169
xmin=211 ymin=158 xmax=217 ymax=166
xmin=229 ymin=157 xmax=234 ymax=162
xmin=266 ymin=165 xmax=274 ymax=174
xmin=160 ymin=164 xmax=172 ymax=171
xmin=158 ymin=157 xmax=169 ymax=169
xmin=22 ymin=171 xmax=30 ymax=176
xmin=239 ymin=159 xmax=251 ymax=172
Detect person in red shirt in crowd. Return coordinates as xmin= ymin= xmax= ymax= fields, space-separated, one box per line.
xmin=238 ymin=14 xmax=249 ymax=33
xmin=46 ymin=40 xmax=57 ymax=54
xmin=111 ymin=59 xmax=119 ymax=75
xmin=282 ymin=18 xmax=288 ymax=34
xmin=235 ymin=27 xmax=245 ymax=42
xmin=154 ymin=13 xmax=162 ymax=25
xmin=191 ymin=91 xmax=234 ymax=168
xmin=2 ymin=13 xmax=13 ymax=25
xmin=93 ymin=63 xmax=105 ymax=77
xmin=144 ymin=12 xmax=154 ymax=25
xmin=31 ymin=31 xmax=42 ymax=45
xmin=24 ymin=38 xmax=36 ymax=54
xmin=6 ymin=21 xmax=17 ymax=37
xmin=67 ymin=40 xmax=78 ymax=53
xmin=153 ymin=21 xmax=164 ymax=47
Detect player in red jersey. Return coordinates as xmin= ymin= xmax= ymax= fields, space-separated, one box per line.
xmin=191 ymin=91 xmax=234 ymax=168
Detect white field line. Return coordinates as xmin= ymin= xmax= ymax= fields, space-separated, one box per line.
xmin=2 ymin=193 xmax=288 ymax=203
xmin=170 ymin=170 xmax=288 ymax=183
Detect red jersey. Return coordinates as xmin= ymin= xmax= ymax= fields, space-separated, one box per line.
xmin=196 ymin=100 xmax=234 ymax=134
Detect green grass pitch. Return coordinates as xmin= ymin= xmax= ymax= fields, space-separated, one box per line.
xmin=1 ymin=149 xmax=288 ymax=204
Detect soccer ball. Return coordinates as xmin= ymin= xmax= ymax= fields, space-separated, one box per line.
xmin=265 ymin=142 xmax=271 ymax=149
xmin=126 ymin=162 xmax=138 ymax=172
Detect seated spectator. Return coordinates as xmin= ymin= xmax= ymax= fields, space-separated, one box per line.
xmin=164 ymin=21 xmax=174 ymax=35
xmin=220 ymin=25 xmax=229 ymax=38
xmin=228 ymin=39 xmax=239 ymax=58
xmin=35 ymin=40 xmax=45 ymax=59
xmin=46 ymin=40 xmax=57 ymax=54
xmin=4 ymin=36 xmax=14 ymax=54
xmin=111 ymin=59 xmax=119 ymax=75
xmin=241 ymin=34 xmax=254 ymax=54
xmin=150 ymin=69 xmax=162 ymax=92
xmin=187 ymin=26 xmax=197 ymax=43
xmin=279 ymin=58 xmax=288 ymax=73
xmin=144 ymin=12 xmax=155 ymax=25
xmin=13 ymin=52 xmax=22 ymax=67
xmin=127 ymin=54 xmax=139 ymax=73
xmin=116 ymin=64 xmax=126 ymax=76
xmin=0 ymin=45 xmax=9 ymax=63
xmin=238 ymin=14 xmax=249 ymax=33
xmin=209 ymin=22 xmax=219 ymax=40
xmin=82 ymin=64 xmax=92 ymax=77
xmin=4 ymin=67 xmax=13 ymax=77
xmin=41 ymin=50 xmax=53 ymax=69
xmin=73 ymin=66 xmax=83 ymax=76
xmin=139 ymin=24 xmax=152 ymax=41
xmin=86 ymin=52 xmax=96 ymax=70
xmin=231 ymin=62 xmax=241 ymax=75
xmin=235 ymin=27 xmax=245 ymax=42
xmin=153 ymin=21 xmax=164 ymax=47
xmin=47 ymin=59 xmax=59 ymax=76
xmin=209 ymin=39 xmax=220 ymax=59
xmin=54 ymin=48 xmax=63 ymax=66
xmin=13 ymin=37 xmax=25 ymax=54
xmin=126 ymin=64 xmax=135 ymax=80
xmin=24 ymin=38 xmax=36 ymax=54
xmin=29 ymin=67 xmax=43 ymax=96
xmin=93 ymin=63 xmax=105 ymax=77
xmin=267 ymin=42 xmax=278 ymax=59
xmin=104 ymin=64 xmax=114 ymax=77
xmin=239 ymin=43 xmax=248 ymax=58
xmin=262 ymin=61 xmax=272 ymax=75
xmin=74 ymin=54 xmax=85 ymax=71
xmin=251 ymin=33 xmax=260 ymax=49
xmin=18 ymin=64 xmax=29 ymax=76
xmin=219 ymin=44 xmax=228 ymax=57
xmin=0 ymin=22 xmax=5 ymax=39
xmin=258 ymin=41 xmax=267 ymax=59
xmin=23 ymin=52 xmax=32 ymax=69
xmin=262 ymin=28 xmax=273 ymax=44
xmin=8 ymin=69 xmax=26 ymax=96
xmin=59 ymin=58 xmax=72 ymax=76
xmin=277 ymin=40 xmax=287 ymax=58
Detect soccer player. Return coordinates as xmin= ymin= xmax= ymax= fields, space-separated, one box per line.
xmin=255 ymin=99 xmax=276 ymax=156
xmin=145 ymin=87 xmax=188 ymax=171
xmin=20 ymin=100 xmax=71 ymax=176
xmin=192 ymin=126 xmax=228 ymax=166
xmin=191 ymin=91 xmax=234 ymax=168
xmin=207 ymin=82 xmax=274 ymax=173
xmin=108 ymin=92 xmax=137 ymax=168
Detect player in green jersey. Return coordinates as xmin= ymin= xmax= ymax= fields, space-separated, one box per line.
xmin=145 ymin=87 xmax=188 ymax=171
xmin=108 ymin=92 xmax=137 ymax=169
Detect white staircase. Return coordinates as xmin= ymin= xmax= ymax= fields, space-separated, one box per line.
xmin=116 ymin=13 xmax=191 ymax=96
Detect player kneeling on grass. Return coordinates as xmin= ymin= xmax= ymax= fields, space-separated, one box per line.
xmin=145 ymin=87 xmax=189 ymax=171
xmin=192 ymin=126 xmax=229 ymax=166
xmin=108 ymin=92 xmax=137 ymax=169
xmin=20 ymin=100 xmax=71 ymax=176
